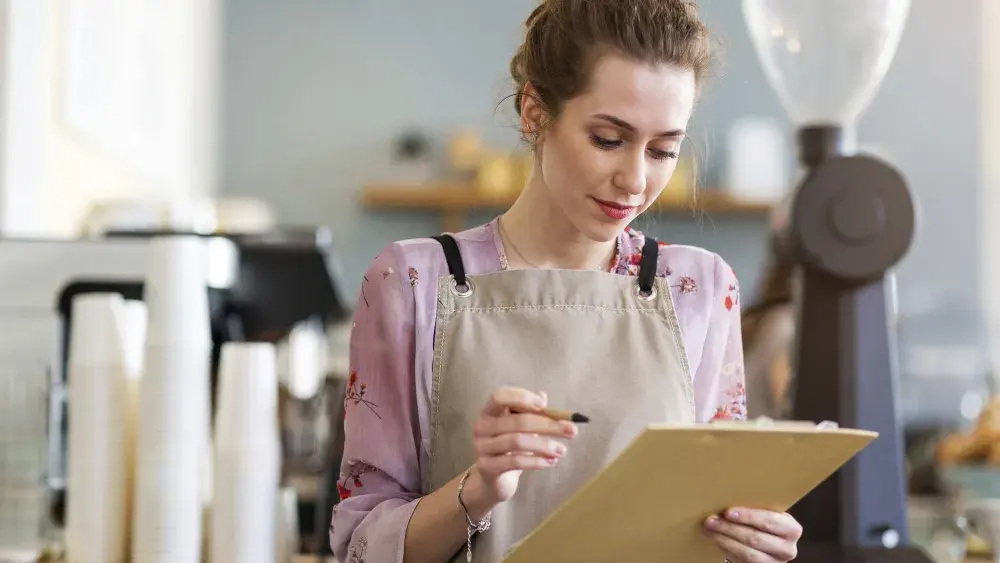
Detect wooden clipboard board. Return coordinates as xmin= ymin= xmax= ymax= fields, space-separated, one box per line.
xmin=501 ymin=421 xmax=878 ymax=563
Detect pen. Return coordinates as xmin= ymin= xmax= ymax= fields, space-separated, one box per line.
xmin=540 ymin=407 xmax=590 ymax=423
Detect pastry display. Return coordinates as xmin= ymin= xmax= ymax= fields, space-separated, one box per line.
xmin=937 ymin=397 xmax=1000 ymax=466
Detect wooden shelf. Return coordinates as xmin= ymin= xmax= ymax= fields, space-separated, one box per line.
xmin=361 ymin=183 xmax=774 ymax=231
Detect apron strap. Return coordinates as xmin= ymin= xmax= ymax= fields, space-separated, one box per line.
xmin=636 ymin=236 xmax=659 ymax=295
xmin=433 ymin=232 xmax=659 ymax=294
xmin=431 ymin=234 xmax=468 ymax=287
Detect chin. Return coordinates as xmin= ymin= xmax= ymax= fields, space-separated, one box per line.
xmin=573 ymin=214 xmax=628 ymax=243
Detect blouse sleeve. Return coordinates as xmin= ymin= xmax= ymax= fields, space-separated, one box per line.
xmin=693 ymin=253 xmax=748 ymax=423
xmin=330 ymin=244 xmax=423 ymax=563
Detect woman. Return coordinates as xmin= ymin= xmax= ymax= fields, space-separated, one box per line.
xmin=331 ymin=1 xmax=803 ymax=562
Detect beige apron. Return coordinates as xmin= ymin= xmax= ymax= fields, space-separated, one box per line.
xmin=426 ymin=234 xmax=697 ymax=563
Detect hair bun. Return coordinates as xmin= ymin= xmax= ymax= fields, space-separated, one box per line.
xmin=509 ymin=0 xmax=712 ymax=139
xmin=525 ymin=2 xmax=549 ymax=29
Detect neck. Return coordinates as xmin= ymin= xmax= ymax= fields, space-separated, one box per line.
xmin=500 ymin=171 xmax=617 ymax=271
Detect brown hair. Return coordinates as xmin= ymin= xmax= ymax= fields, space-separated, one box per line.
xmin=509 ymin=0 xmax=713 ymax=126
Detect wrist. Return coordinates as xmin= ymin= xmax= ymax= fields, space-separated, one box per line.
xmin=459 ymin=466 xmax=499 ymax=521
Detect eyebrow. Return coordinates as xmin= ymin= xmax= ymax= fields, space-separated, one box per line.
xmin=593 ymin=114 xmax=686 ymax=138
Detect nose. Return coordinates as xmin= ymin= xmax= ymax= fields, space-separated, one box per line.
xmin=613 ymin=149 xmax=646 ymax=196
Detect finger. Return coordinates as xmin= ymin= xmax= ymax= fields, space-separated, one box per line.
xmin=707 ymin=532 xmax=776 ymax=563
xmin=475 ymin=433 xmax=567 ymax=458
xmin=705 ymin=516 xmax=796 ymax=561
xmin=724 ymin=508 xmax=803 ymax=540
xmin=477 ymin=453 xmax=556 ymax=474
xmin=475 ymin=413 xmax=577 ymax=438
xmin=482 ymin=387 xmax=546 ymax=417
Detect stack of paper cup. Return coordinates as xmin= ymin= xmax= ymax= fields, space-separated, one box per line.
xmin=65 ymin=293 xmax=129 ymax=563
xmin=132 ymin=236 xmax=212 ymax=563
xmin=211 ymin=342 xmax=281 ymax=563
xmin=120 ymin=300 xmax=147 ymax=556
xmin=121 ymin=300 xmax=148 ymax=376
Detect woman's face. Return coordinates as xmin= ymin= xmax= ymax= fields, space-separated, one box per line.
xmin=528 ymin=54 xmax=697 ymax=243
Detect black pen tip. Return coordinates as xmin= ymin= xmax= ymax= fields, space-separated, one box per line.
xmin=572 ymin=412 xmax=590 ymax=423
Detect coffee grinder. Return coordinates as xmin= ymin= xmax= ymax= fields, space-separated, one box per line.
xmin=741 ymin=1 xmax=934 ymax=561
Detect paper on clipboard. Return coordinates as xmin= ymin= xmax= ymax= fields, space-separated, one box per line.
xmin=501 ymin=420 xmax=878 ymax=563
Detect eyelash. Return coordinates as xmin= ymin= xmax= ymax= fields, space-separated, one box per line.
xmin=589 ymin=135 xmax=679 ymax=161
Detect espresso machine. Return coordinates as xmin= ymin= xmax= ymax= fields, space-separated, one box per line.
xmin=0 ymin=227 xmax=352 ymax=550
xmin=742 ymin=1 xmax=933 ymax=561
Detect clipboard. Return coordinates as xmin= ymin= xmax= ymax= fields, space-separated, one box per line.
xmin=501 ymin=420 xmax=878 ymax=563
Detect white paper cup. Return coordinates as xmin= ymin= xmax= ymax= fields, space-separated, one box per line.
xmin=67 ymin=293 xmax=127 ymax=367
xmin=211 ymin=342 xmax=280 ymax=563
xmin=131 ymin=346 xmax=210 ymax=563
xmin=120 ymin=300 xmax=148 ymax=377
xmin=215 ymin=342 xmax=279 ymax=449
xmin=143 ymin=236 xmax=211 ymax=349
xmin=65 ymin=293 xmax=129 ymax=563
xmin=210 ymin=444 xmax=281 ymax=563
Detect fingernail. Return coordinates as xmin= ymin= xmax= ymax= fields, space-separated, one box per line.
xmin=546 ymin=456 xmax=559 ymax=465
xmin=539 ymin=391 xmax=548 ymax=405
xmin=562 ymin=421 xmax=578 ymax=435
xmin=705 ymin=516 xmax=721 ymax=529
xmin=726 ymin=510 xmax=740 ymax=520
xmin=554 ymin=443 xmax=567 ymax=455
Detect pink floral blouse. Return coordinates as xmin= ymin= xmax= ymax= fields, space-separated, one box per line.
xmin=330 ymin=217 xmax=747 ymax=563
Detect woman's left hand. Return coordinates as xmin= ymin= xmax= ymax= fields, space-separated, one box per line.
xmin=703 ymin=508 xmax=802 ymax=563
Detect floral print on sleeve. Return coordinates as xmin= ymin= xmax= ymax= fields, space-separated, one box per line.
xmin=337 ymin=461 xmax=379 ymax=501
xmin=346 ymin=536 xmax=368 ymax=563
xmin=694 ymin=253 xmax=748 ymax=422
xmin=345 ymin=371 xmax=381 ymax=419
xmin=711 ymin=362 xmax=748 ymax=421
xmin=724 ymin=267 xmax=741 ymax=311
xmin=674 ymin=276 xmax=698 ymax=294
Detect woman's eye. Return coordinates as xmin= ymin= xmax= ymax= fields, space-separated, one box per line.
xmin=648 ymin=148 xmax=680 ymax=161
xmin=590 ymin=134 xmax=623 ymax=151
xmin=590 ymin=134 xmax=679 ymax=161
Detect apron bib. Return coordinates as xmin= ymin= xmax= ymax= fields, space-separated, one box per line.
xmin=426 ymin=234 xmax=696 ymax=563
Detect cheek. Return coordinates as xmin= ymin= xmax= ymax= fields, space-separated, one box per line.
xmin=646 ymin=161 xmax=680 ymax=199
xmin=541 ymin=134 xmax=613 ymax=195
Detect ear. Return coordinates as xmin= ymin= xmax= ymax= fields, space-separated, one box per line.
xmin=519 ymin=82 xmax=548 ymax=141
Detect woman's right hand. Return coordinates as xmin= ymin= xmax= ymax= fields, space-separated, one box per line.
xmin=469 ymin=387 xmax=579 ymax=506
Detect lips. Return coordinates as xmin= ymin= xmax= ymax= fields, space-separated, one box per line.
xmin=593 ymin=198 xmax=638 ymax=220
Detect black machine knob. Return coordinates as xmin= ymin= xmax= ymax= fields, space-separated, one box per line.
xmin=790 ymin=155 xmax=916 ymax=282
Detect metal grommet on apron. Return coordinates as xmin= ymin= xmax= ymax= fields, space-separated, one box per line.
xmin=434 ymin=234 xmax=475 ymax=297
xmin=428 ymin=233 xmax=696 ymax=563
